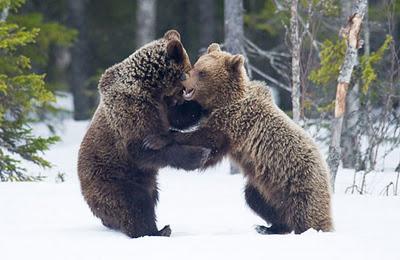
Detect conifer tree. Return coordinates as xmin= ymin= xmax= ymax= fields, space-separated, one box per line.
xmin=0 ymin=1 xmax=60 ymax=181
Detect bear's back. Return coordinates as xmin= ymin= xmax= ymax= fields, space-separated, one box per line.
xmin=78 ymin=104 xmax=129 ymax=184
xmin=225 ymin=81 xmax=330 ymax=189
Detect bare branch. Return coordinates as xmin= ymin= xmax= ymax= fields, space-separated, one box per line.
xmin=248 ymin=64 xmax=292 ymax=93
xmin=272 ymin=0 xmax=287 ymax=12
xmin=245 ymin=38 xmax=291 ymax=82
xmin=298 ymin=3 xmax=321 ymax=58
xmin=245 ymin=38 xmax=291 ymax=59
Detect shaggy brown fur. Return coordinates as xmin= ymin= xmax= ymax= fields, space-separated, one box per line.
xmin=147 ymin=43 xmax=333 ymax=234
xmin=78 ymin=30 xmax=210 ymax=238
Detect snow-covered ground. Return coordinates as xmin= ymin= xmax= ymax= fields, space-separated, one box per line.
xmin=1 ymin=116 xmax=399 ymax=260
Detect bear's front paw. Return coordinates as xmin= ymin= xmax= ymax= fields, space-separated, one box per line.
xmin=143 ymin=134 xmax=170 ymax=150
xmin=187 ymin=147 xmax=211 ymax=170
xmin=165 ymin=145 xmax=210 ymax=171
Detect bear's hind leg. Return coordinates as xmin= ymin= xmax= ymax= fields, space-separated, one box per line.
xmin=255 ymin=224 xmax=291 ymax=235
xmin=119 ymin=182 xmax=171 ymax=238
xmin=87 ymin=179 xmax=169 ymax=238
xmin=244 ymin=184 xmax=291 ymax=235
xmin=285 ymin=192 xmax=332 ymax=234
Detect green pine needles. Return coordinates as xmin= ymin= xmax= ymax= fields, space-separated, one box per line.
xmin=309 ymin=35 xmax=392 ymax=110
xmin=0 ymin=2 xmax=60 ymax=181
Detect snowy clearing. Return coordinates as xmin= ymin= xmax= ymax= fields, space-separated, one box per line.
xmin=1 ymin=119 xmax=399 ymax=260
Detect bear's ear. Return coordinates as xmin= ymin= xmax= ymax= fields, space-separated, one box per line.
xmin=164 ymin=30 xmax=181 ymax=41
xmin=207 ymin=43 xmax=221 ymax=54
xmin=167 ymin=40 xmax=185 ymax=63
xmin=98 ymin=67 xmax=117 ymax=94
xmin=227 ymin=54 xmax=245 ymax=72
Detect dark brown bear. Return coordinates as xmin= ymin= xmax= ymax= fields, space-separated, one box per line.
xmin=77 ymin=30 xmax=209 ymax=238
xmin=147 ymin=43 xmax=333 ymax=234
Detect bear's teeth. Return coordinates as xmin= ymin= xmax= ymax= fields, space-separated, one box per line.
xmin=183 ymin=88 xmax=194 ymax=100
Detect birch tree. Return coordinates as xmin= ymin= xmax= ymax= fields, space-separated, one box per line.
xmin=224 ymin=0 xmax=245 ymax=174
xmin=290 ymin=0 xmax=301 ymax=123
xmin=327 ymin=0 xmax=368 ymax=191
xmin=224 ymin=0 xmax=245 ymax=55
xmin=341 ymin=0 xmax=362 ymax=169
xmin=136 ymin=0 xmax=156 ymax=47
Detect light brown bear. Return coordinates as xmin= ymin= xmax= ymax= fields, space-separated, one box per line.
xmin=147 ymin=43 xmax=333 ymax=234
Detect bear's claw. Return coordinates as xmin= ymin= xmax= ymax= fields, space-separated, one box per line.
xmin=182 ymin=146 xmax=211 ymax=170
xmin=199 ymin=148 xmax=211 ymax=168
xmin=157 ymin=225 xmax=172 ymax=237
xmin=255 ymin=225 xmax=272 ymax=235
xmin=143 ymin=134 xmax=170 ymax=150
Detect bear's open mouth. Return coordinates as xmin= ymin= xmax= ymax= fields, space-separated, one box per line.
xmin=183 ymin=88 xmax=195 ymax=100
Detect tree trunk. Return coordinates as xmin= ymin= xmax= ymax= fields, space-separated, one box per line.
xmin=67 ymin=0 xmax=92 ymax=120
xmin=0 ymin=6 xmax=9 ymax=21
xmin=136 ymin=0 xmax=156 ymax=47
xmin=224 ymin=0 xmax=245 ymax=174
xmin=327 ymin=0 xmax=367 ymax=191
xmin=198 ymin=0 xmax=216 ymax=49
xmin=290 ymin=0 xmax=301 ymax=124
xmin=224 ymin=0 xmax=245 ymax=54
xmin=364 ymin=2 xmax=377 ymax=170
xmin=341 ymin=0 xmax=362 ymax=169
xmin=342 ymin=82 xmax=361 ymax=168
xmin=340 ymin=0 xmax=353 ymax=23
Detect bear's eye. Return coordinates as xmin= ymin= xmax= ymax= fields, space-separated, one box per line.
xmin=198 ymin=70 xmax=207 ymax=78
xmin=179 ymin=72 xmax=187 ymax=81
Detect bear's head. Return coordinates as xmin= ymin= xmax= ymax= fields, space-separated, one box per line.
xmin=99 ymin=29 xmax=191 ymax=99
xmin=161 ymin=30 xmax=192 ymax=97
xmin=180 ymin=43 xmax=248 ymax=110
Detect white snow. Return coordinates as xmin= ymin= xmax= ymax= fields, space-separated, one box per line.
xmin=1 ymin=118 xmax=399 ymax=260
